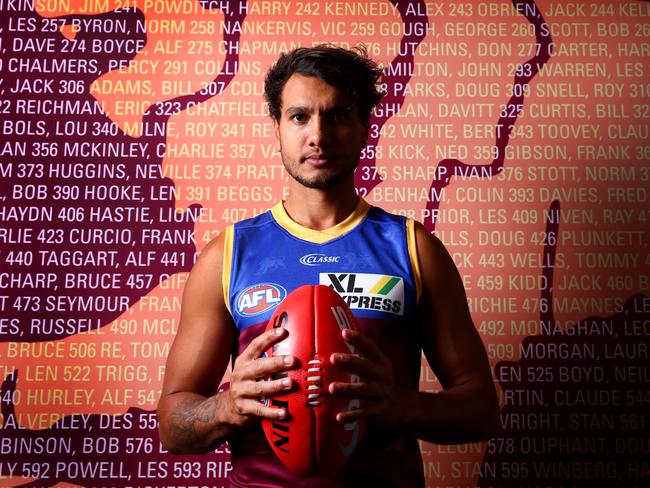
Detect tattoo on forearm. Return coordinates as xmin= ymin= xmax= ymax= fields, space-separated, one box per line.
xmin=168 ymin=395 xmax=222 ymax=448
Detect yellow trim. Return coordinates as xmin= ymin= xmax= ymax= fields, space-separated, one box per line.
xmin=222 ymin=225 xmax=234 ymax=314
xmin=406 ymin=219 xmax=422 ymax=302
xmin=270 ymin=198 xmax=370 ymax=244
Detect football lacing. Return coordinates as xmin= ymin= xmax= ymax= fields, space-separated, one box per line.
xmin=306 ymin=359 xmax=323 ymax=406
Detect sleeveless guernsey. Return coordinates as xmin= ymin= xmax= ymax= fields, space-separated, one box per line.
xmin=222 ymin=199 xmax=425 ymax=487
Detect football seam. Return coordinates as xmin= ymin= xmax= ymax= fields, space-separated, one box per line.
xmin=310 ymin=286 xmax=321 ymax=408
xmin=306 ymin=358 xmax=323 ymax=406
xmin=311 ymin=286 xmax=319 ymax=473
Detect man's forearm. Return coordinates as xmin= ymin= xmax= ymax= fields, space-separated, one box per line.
xmin=395 ymin=382 xmax=499 ymax=445
xmin=158 ymin=391 xmax=239 ymax=454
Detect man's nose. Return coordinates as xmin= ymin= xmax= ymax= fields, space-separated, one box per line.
xmin=308 ymin=115 xmax=330 ymax=146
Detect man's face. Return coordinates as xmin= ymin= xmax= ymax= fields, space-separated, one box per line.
xmin=274 ymin=74 xmax=369 ymax=190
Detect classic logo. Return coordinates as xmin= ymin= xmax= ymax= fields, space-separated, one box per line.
xmin=299 ymin=253 xmax=341 ymax=266
xmin=236 ymin=283 xmax=286 ymax=316
xmin=320 ymin=273 xmax=405 ymax=315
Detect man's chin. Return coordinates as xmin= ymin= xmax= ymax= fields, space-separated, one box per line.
xmin=295 ymin=178 xmax=335 ymax=190
xmin=293 ymin=171 xmax=351 ymax=190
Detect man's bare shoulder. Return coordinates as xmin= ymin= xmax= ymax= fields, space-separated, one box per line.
xmin=192 ymin=232 xmax=226 ymax=276
xmin=412 ymin=221 xmax=447 ymax=267
xmin=180 ymin=231 xmax=229 ymax=309
xmin=195 ymin=232 xmax=226 ymax=268
xmin=411 ymin=219 xmax=467 ymax=307
xmin=413 ymin=219 xmax=442 ymax=242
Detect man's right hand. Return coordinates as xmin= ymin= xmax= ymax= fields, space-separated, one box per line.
xmin=223 ymin=327 xmax=296 ymax=427
xmin=158 ymin=235 xmax=297 ymax=453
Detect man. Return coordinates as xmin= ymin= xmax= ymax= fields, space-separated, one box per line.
xmin=158 ymin=45 xmax=498 ymax=486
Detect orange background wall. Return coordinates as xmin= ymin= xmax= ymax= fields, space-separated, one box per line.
xmin=1 ymin=0 xmax=649 ymax=486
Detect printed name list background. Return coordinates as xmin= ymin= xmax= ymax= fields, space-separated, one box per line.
xmin=1 ymin=0 xmax=649 ymax=486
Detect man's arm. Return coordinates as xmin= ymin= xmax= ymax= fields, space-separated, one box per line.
xmin=331 ymin=222 xmax=498 ymax=444
xmin=157 ymin=235 xmax=294 ymax=454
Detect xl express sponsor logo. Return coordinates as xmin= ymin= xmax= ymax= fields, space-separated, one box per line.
xmin=320 ymin=273 xmax=405 ymax=315
xmin=236 ymin=283 xmax=286 ymax=316
xmin=299 ymin=254 xmax=341 ymax=266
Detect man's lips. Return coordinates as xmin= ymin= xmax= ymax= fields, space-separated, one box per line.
xmin=302 ymin=153 xmax=336 ymax=164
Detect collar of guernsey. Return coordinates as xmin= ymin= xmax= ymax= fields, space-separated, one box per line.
xmin=221 ymin=198 xmax=423 ymax=312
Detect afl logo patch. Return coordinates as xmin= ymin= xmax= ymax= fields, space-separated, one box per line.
xmin=236 ymin=283 xmax=286 ymax=317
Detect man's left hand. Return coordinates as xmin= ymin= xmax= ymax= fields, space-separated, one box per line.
xmin=329 ymin=328 xmax=401 ymax=426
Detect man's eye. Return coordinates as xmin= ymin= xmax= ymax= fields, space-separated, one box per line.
xmin=291 ymin=114 xmax=306 ymax=123
xmin=331 ymin=110 xmax=350 ymax=121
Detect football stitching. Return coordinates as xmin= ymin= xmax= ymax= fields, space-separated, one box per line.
xmin=306 ymin=358 xmax=323 ymax=406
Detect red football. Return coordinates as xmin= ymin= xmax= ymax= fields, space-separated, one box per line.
xmin=261 ymin=284 xmax=365 ymax=477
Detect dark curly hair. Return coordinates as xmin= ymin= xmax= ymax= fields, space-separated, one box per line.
xmin=264 ymin=44 xmax=384 ymax=123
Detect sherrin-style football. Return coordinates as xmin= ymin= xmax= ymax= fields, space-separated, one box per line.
xmin=261 ymin=284 xmax=365 ymax=477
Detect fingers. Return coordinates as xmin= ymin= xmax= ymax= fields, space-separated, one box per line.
xmin=329 ymin=380 xmax=381 ymax=399
xmin=329 ymin=329 xmax=397 ymax=424
xmin=249 ymin=353 xmax=295 ymax=380
xmin=248 ymin=376 xmax=293 ymax=399
xmin=231 ymin=354 xmax=294 ymax=398
xmin=329 ymin=383 xmax=391 ymax=424
xmin=241 ymin=327 xmax=289 ymax=361
xmin=233 ymin=328 xmax=295 ymax=382
xmin=332 ymin=393 xmax=384 ymax=423
xmin=336 ymin=407 xmax=368 ymax=423
xmin=234 ymin=397 xmax=288 ymax=420
xmin=226 ymin=328 xmax=298 ymax=424
xmin=341 ymin=329 xmax=390 ymax=366
xmin=330 ymin=352 xmax=383 ymax=382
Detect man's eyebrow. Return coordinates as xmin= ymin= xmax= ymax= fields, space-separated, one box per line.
xmin=284 ymin=105 xmax=310 ymax=116
xmin=284 ymin=104 xmax=354 ymax=116
xmin=331 ymin=105 xmax=354 ymax=114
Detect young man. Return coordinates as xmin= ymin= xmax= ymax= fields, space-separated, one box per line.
xmin=158 ymin=45 xmax=498 ymax=486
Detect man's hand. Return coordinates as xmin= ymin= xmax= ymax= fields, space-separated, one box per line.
xmin=329 ymin=328 xmax=400 ymax=426
xmin=223 ymin=327 xmax=295 ymax=426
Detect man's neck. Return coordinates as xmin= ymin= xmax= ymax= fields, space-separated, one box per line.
xmin=282 ymin=184 xmax=360 ymax=231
